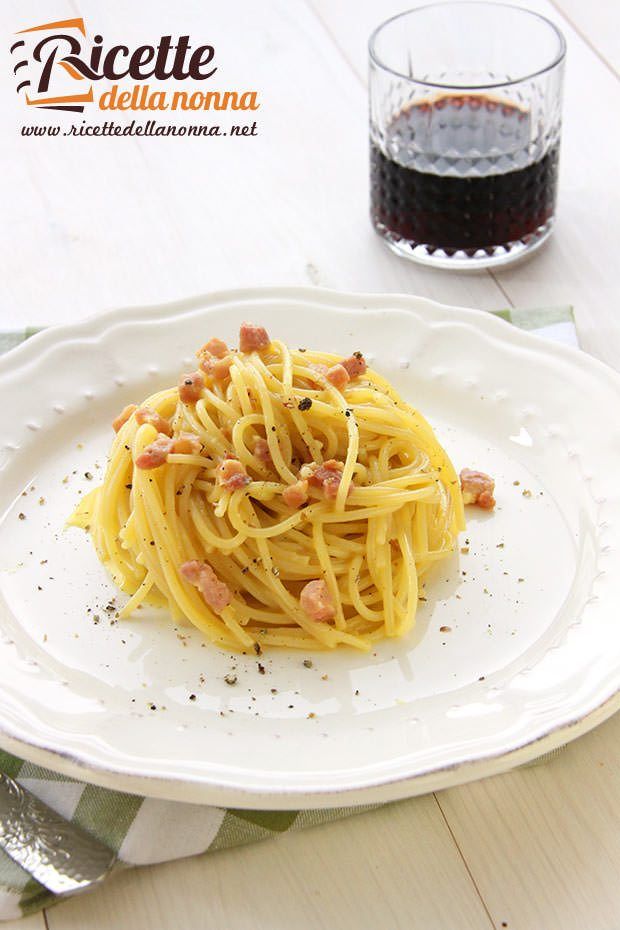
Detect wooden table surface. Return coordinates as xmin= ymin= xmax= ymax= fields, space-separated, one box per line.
xmin=2 ymin=1 xmax=619 ymax=928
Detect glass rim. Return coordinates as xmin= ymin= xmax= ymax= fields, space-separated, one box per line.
xmin=368 ymin=1 xmax=567 ymax=90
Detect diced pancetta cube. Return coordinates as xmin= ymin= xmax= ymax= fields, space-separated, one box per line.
xmin=239 ymin=322 xmax=270 ymax=353
xmin=112 ymin=404 xmax=137 ymax=433
xmin=303 ymin=459 xmax=351 ymax=501
xmin=341 ymin=352 xmax=367 ymax=378
xmin=322 ymin=476 xmax=342 ymax=500
xmin=213 ymin=356 xmax=233 ymax=380
xmin=135 ymin=434 xmax=174 ymax=470
xmin=180 ymin=559 xmax=231 ymax=614
xmin=135 ymin=407 xmax=172 ymax=437
xmin=197 ymin=337 xmax=228 ymax=359
xmin=282 ymin=479 xmax=308 ymax=508
xmin=178 ymin=371 xmax=205 ymax=404
xmin=218 ymin=457 xmax=251 ymax=490
xmin=326 ymin=364 xmax=350 ymax=390
xmin=459 ymin=468 xmax=496 ymax=510
xmin=172 ymin=432 xmax=203 ymax=455
xmin=305 ymin=461 xmax=345 ymax=484
xmin=199 ymin=353 xmax=233 ymax=381
xmin=253 ymin=437 xmax=271 ymax=463
xmin=300 ymin=579 xmax=335 ymax=622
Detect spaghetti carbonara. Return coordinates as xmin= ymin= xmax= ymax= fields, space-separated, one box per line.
xmin=70 ymin=322 xmax=467 ymax=652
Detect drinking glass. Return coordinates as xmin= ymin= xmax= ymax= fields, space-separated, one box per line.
xmin=369 ymin=2 xmax=566 ymax=268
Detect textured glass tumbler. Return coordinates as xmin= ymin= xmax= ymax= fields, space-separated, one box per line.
xmin=369 ymin=2 xmax=566 ymax=268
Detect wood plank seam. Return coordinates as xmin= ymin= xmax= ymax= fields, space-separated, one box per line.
xmin=488 ymin=273 xmax=515 ymax=308
xmin=434 ymin=792 xmax=499 ymax=929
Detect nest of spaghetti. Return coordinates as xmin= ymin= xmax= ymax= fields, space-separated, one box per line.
xmin=70 ymin=322 xmax=465 ymax=652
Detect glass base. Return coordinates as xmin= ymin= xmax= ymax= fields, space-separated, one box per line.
xmin=374 ymin=218 xmax=555 ymax=270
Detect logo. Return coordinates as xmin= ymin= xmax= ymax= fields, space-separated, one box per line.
xmin=11 ymin=18 xmax=93 ymax=111
xmin=10 ymin=17 xmax=236 ymax=114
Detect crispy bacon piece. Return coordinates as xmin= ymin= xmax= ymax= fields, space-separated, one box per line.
xmin=178 ymin=371 xmax=205 ymax=404
xmin=180 ymin=560 xmax=231 ymax=614
xmin=300 ymin=580 xmax=335 ymax=622
xmin=253 ymin=437 xmax=271 ymax=463
xmin=218 ymin=457 xmax=251 ymax=490
xmin=282 ymin=479 xmax=308 ymax=508
xmin=135 ymin=407 xmax=172 ymax=437
xmin=326 ymin=364 xmax=350 ymax=390
xmin=112 ymin=404 xmax=137 ymax=433
xmin=172 ymin=432 xmax=203 ymax=455
xmin=197 ymin=337 xmax=228 ymax=359
xmin=135 ymin=434 xmax=174 ymax=470
xmin=239 ymin=322 xmax=270 ymax=353
xmin=304 ymin=459 xmax=349 ymax=500
xmin=341 ymin=352 xmax=367 ymax=379
xmin=459 ymin=468 xmax=496 ymax=510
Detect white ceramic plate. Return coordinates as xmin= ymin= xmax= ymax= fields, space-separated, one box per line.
xmin=0 ymin=288 xmax=619 ymax=809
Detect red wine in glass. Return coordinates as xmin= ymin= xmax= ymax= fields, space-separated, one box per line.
xmin=370 ymin=94 xmax=559 ymax=258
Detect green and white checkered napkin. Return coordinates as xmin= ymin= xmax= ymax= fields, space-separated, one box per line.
xmin=0 ymin=307 xmax=577 ymax=921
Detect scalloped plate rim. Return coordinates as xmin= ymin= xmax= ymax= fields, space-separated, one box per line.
xmin=0 ymin=285 xmax=619 ymax=809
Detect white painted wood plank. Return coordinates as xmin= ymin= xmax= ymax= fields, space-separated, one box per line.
xmin=46 ymin=798 xmax=494 ymax=930
xmin=0 ymin=0 xmax=505 ymax=332
xmin=551 ymin=0 xmax=620 ymax=75
xmin=310 ymin=0 xmax=620 ymax=366
xmin=438 ymin=711 xmax=620 ymax=930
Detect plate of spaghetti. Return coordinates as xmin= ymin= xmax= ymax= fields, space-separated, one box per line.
xmin=0 ymin=287 xmax=619 ymax=808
